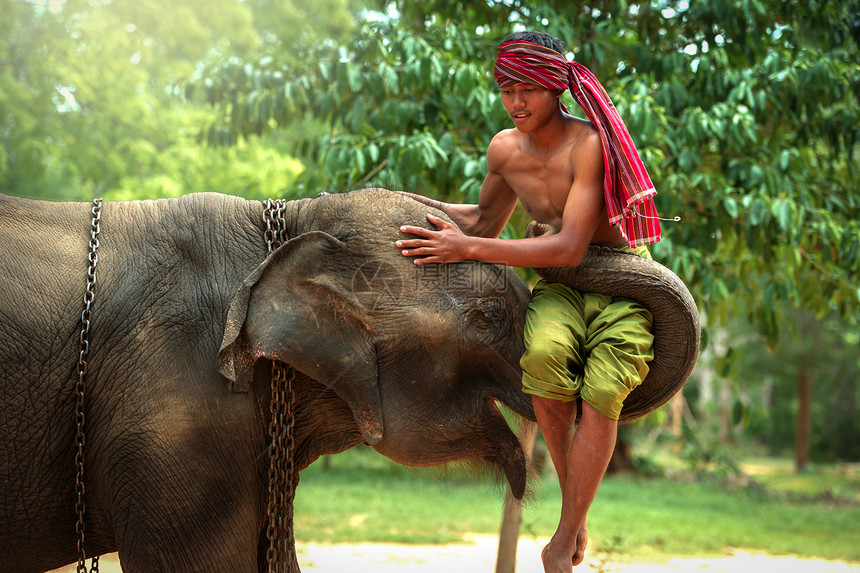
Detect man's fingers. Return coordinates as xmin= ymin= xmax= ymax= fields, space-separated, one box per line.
xmin=399 ymin=224 xmax=432 ymax=236
xmin=425 ymin=213 xmax=451 ymax=228
xmin=400 ymin=245 xmax=432 ymax=255
xmin=411 ymin=254 xmax=440 ymax=265
xmin=398 ymin=215 xmax=449 ymax=264
xmin=395 ymin=238 xmax=433 ymax=249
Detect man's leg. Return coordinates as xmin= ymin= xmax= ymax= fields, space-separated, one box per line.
xmin=532 ymin=395 xmax=574 ymax=487
xmin=537 ymin=399 xmax=617 ymax=573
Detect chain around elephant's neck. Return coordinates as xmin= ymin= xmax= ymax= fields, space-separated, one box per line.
xmin=262 ymin=199 xmax=299 ymax=572
xmin=264 ymin=198 xmax=288 ymax=251
xmin=75 ymin=198 xmax=102 ymax=573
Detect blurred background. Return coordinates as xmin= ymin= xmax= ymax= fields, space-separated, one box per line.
xmin=6 ymin=0 xmax=858 ymax=566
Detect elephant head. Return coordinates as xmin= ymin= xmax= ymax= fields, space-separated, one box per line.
xmin=217 ymin=189 xmax=534 ymax=496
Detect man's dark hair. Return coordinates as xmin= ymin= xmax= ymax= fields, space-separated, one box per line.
xmin=500 ymin=31 xmax=564 ymax=54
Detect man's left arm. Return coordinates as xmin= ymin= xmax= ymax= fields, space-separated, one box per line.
xmin=398 ymin=131 xmax=607 ymax=268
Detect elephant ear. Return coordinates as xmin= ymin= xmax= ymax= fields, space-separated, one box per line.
xmin=217 ymin=231 xmax=384 ymax=444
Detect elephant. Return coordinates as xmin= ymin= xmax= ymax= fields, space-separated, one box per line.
xmin=0 ymin=188 xmax=536 ymax=572
xmin=0 ymin=187 xmax=699 ymax=572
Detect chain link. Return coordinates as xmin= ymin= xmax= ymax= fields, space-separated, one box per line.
xmin=70 ymin=199 xmax=293 ymax=572
xmin=263 ymin=199 xmax=298 ymax=572
xmin=266 ymin=363 xmax=297 ymax=571
xmin=264 ymin=198 xmax=288 ymax=253
xmin=76 ymin=198 xmax=102 ymax=573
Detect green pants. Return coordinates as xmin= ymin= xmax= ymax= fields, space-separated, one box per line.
xmin=520 ymin=246 xmax=654 ymax=420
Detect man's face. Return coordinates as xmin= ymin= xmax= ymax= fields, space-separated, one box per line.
xmin=499 ymin=83 xmax=562 ymax=132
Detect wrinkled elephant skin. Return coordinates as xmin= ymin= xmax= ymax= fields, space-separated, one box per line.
xmin=0 ymin=189 xmax=533 ymax=572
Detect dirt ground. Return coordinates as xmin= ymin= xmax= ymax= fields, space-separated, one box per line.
xmin=297 ymin=534 xmax=860 ymax=573
xmin=59 ymin=535 xmax=860 ymax=572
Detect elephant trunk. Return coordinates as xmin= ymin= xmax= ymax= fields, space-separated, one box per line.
xmin=526 ymin=223 xmax=700 ymax=424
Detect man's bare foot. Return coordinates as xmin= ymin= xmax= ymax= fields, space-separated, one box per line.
xmin=573 ymin=524 xmax=588 ymax=566
xmin=541 ymin=525 xmax=588 ymax=572
xmin=541 ymin=541 xmax=571 ymax=573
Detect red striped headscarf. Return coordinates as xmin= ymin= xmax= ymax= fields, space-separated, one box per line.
xmin=494 ymin=40 xmax=662 ymax=248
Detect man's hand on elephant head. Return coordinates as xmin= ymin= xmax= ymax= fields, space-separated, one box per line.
xmin=397 ymin=213 xmax=472 ymax=265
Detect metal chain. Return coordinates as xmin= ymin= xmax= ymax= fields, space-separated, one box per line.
xmin=264 ymin=198 xmax=288 ymax=252
xmin=68 ymin=199 xmax=292 ymax=572
xmin=263 ymin=199 xmax=298 ymax=572
xmin=265 ymin=363 xmax=297 ymax=571
xmin=75 ymin=198 xmax=102 ymax=573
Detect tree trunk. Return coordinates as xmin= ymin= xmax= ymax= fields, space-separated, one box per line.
xmin=794 ymin=366 xmax=812 ymax=472
xmin=794 ymin=312 xmax=818 ymax=473
xmin=606 ymin=427 xmax=635 ymax=474
xmin=495 ymin=418 xmax=538 ymax=573
xmin=670 ymin=392 xmax=684 ymax=454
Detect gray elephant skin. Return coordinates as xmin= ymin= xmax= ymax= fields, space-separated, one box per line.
xmin=0 ymin=188 xmax=535 ymax=572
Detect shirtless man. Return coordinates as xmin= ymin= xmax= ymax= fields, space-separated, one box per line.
xmin=397 ymin=31 xmax=661 ymax=572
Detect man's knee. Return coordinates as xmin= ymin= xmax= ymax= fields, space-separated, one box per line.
xmin=520 ymin=339 xmax=570 ymax=375
xmin=580 ymin=384 xmax=627 ymax=421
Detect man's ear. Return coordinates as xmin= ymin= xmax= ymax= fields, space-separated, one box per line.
xmin=217 ymin=231 xmax=384 ymax=444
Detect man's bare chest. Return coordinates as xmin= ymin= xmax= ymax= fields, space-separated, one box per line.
xmin=501 ymin=152 xmax=573 ymax=226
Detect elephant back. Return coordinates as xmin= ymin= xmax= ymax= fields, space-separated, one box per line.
xmin=525 ymin=222 xmax=700 ymax=424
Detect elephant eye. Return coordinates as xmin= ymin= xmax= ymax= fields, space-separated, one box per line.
xmin=476 ymin=309 xmax=504 ymax=329
xmin=467 ymin=302 xmax=507 ymax=347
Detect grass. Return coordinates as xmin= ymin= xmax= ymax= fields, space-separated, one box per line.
xmin=742 ymin=456 xmax=860 ymax=502
xmin=294 ymin=446 xmax=860 ymax=562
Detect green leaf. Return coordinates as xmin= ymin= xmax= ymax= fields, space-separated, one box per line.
xmin=748 ymin=197 xmax=769 ymax=227
xmin=323 ymin=148 xmax=339 ymax=176
xmin=773 ymin=200 xmax=792 ymax=233
xmin=439 ymin=132 xmax=455 ymax=153
xmin=367 ymin=143 xmax=379 ymax=163
xmin=347 ymin=66 xmax=362 ymax=93
xmin=724 ymin=197 xmax=739 ymax=219
xmin=354 ymin=147 xmax=366 ymax=174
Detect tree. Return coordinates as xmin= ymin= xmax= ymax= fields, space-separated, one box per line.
xmin=7 ymin=0 xmax=857 ymax=461
xmin=200 ymin=0 xmax=859 ymax=336
xmin=1 ymin=0 xmax=359 ymax=201
xmin=1 ymin=0 xmax=75 ymax=198
xmin=197 ymin=1 xmax=859 ymax=485
xmin=723 ymin=305 xmax=860 ymax=464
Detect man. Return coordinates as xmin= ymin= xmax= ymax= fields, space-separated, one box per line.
xmin=396 ymin=31 xmax=661 ymax=572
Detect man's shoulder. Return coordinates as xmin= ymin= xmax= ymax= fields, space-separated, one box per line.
xmin=564 ymin=118 xmax=603 ymax=166
xmin=489 ymin=128 xmax=521 ymax=150
xmin=487 ymin=129 xmax=521 ymax=170
xmin=565 ymin=116 xmax=601 ymax=148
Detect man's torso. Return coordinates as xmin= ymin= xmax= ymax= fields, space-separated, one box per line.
xmin=495 ymin=116 xmax=625 ymax=248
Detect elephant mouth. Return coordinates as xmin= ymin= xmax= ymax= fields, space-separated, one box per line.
xmin=367 ymin=366 xmax=531 ymax=499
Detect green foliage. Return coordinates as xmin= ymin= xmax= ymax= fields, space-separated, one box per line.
xmin=104 ymin=138 xmax=303 ymax=202
xmin=191 ymin=0 xmax=860 ymax=463
xmin=1 ymin=0 xmax=75 ymax=197
xmin=4 ymin=0 xmax=859 ymax=468
xmin=198 ymin=0 xmax=859 ymax=344
xmin=730 ymin=307 xmax=860 ymax=462
xmin=0 ymin=0 xmax=360 ymax=201
xmin=679 ymin=422 xmax=744 ymax=478
xmin=193 ymin=22 xmax=510 ymax=197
